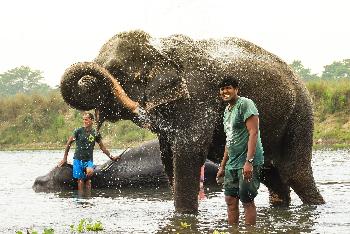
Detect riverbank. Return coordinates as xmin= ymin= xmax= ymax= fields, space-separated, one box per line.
xmin=1 ymin=79 xmax=349 ymax=151
xmin=2 ymin=113 xmax=349 ymax=151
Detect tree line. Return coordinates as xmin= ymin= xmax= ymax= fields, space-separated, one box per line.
xmin=289 ymin=59 xmax=350 ymax=81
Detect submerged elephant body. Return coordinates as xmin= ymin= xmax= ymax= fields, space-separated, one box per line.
xmin=60 ymin=31 xmax=324 ymax=212
xmin=33 ymin=140 xmax=219 ymax=192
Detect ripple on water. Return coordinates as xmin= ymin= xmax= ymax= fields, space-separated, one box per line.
xmin=0 ymin=150 xmax=350 ymax=233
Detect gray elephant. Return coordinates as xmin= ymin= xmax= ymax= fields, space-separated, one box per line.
xmin=60 ymin=30 xmax=324 ymax=213
xmin=33 ymin=140 xmax=219 ymax=192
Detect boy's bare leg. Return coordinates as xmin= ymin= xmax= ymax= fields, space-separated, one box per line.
xmin=85 ymin=179 xmax=91 ymax=196
xmin=77 ymin=179 xmax=84 ymax=196
xmin=84 ymin=168 xmax=94 ymax=196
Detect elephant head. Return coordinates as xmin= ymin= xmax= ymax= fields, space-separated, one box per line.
xmin=61 ymin=30 xmax=324 ymax=213
xmin=61 ymin=31 xmax=190 ymax=130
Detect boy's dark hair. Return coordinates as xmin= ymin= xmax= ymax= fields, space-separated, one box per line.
xmin=83 ymin=112 xmax=94 ymax=120
xmin=219 ymin=76 xmax=239 ymax=88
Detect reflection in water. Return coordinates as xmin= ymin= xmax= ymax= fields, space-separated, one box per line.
xmin=0 ymin=150 xmax=349 ymax=233
xmin=256 ymin=205 xmax=319 ymax=233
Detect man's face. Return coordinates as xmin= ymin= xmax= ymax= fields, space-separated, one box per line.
xmin=83 ymin=115 xmax=93 ymax=128
xmin=219 ymin=85 xmax=238 ymax=102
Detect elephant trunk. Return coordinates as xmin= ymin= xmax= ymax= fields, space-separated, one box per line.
xmin=60 ymin=62 xmax=139 ymax=113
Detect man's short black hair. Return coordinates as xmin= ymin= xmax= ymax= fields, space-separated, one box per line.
xmin=219 ymin=76 xmax=239 ymax=88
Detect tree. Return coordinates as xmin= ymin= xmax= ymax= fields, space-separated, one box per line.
xmin=289 ymin=60 xmax=319 ymax=81
xmin=0 ymin=66 xmax=51 ymax=96
xmin=321 ymin=59 xmax=350 ymax=80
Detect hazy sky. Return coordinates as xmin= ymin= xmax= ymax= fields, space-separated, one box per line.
xmin=1 ymin=0 xmax=349 ymax=87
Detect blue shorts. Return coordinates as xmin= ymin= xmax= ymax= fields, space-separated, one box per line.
xmin=73 ymin=159 xmax=94 ymax=180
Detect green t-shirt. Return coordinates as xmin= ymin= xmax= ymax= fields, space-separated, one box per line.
xmin=73 ymin=127 xmax=101 ymax=161
xmin=223 ymin=96 xmax=264 ymax=169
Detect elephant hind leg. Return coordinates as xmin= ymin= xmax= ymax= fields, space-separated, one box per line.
xmin=261 ymin=165 xmax=291 ymax=206
xmin=280 ymin=111 xmax=325 ymax=205
xmin=288 ymin=166 xmax=325 ymax=204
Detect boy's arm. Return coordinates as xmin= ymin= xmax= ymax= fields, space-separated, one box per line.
xmin=58 ymin=136 xmax=75 ymax=167
xmin=98 ymin=141 xmax=120 ymax=161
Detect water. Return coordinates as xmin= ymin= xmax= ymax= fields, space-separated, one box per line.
xmin=0 ymin=149 xmax=349 ymax=233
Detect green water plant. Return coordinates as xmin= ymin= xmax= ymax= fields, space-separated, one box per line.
xmin=70 ymin=218 xmax=104 ymax=233
xmin=213 ymin=230 xmax=229 ymax=234
xmin=180 ymin=221 xmax=191 ymax=229
xmin=15 ymin=228 xmax=54 ymax=234
xmin=43 ymin=228 xmax=55 ymax=234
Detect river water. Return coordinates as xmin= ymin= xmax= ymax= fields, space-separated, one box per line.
xmin=0 ymin=149 xmax=349 ymax=233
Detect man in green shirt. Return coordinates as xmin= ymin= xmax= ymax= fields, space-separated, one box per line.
xmin=216 ymin=76 xmax=264 ymax=225
xmin=58 ymin=112 xmax=120 ymax=195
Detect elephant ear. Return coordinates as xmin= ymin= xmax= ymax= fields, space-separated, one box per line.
xmin=144 ymin=64 xmax=189 ymax=111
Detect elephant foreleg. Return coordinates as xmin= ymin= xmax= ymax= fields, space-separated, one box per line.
xmin=261 ymin=165 xmax=291 ymax=206
xmin=159 ymin=135 xmax=174 ymax=187
xmin=171 ymin=140 xmax=204 ymax=214
xmin=173 ymin=153 xmax=201 ymax=213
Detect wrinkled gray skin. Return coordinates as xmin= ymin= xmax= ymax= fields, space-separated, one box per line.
xmin=60 ymin=30 xmax=324 ymax=213
xmin=33 ymin=140 xmax=219 ymax=192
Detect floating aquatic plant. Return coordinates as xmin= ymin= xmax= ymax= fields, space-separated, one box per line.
xmin=70 ymin=218 xmax=104 ymax=233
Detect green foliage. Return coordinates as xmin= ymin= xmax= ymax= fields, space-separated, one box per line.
xmin=14 ymin=221 xmax=102 ymax=234
xmin=290 ymin=60 xmax=319 ymax=81
xmin=43 ymin=228 xmax=55 ymax=234
xmin=100 ymin=120 xmax=155 ymax=147
xmin=70 ymin=219 xmax=103 ymax=233
xmin=290 ymin=59 xmax=350 ymax=81
xmin=0 ymin=90 xmax=156 ymax=149
xmin=306 ymin=79 xmax=350 ymax=148
xmin=15 ymin=228 xmax=54 ymax=234
xmin=0 ymin=90 xmax=75 ymax=147
xmin=0 ymin=66 xmax=52 ymax=97
xmin=213 ymin=230 xmax=229 ymax=234
xmin=306 ymin=79 xmax=350 ymax=115
xmin=322 ymin=59 xmax=350 ymax=80
xmin=180 ymin=221 xmax=191 ymax=229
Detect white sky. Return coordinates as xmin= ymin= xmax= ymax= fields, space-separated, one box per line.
xmin=1 ymin=0 xmax=349 ymax=87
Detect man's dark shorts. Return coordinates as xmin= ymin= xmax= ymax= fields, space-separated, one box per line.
xmin=224 ymin=166 xmax=262 ymax=203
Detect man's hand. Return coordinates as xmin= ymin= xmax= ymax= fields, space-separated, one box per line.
xmin=58 ymin=159 xmax=67 ymax=167
xmin=216 ymin=167 xmax=225 ymax=184
xmin=243 ymin=162 xmax=253 ymax=182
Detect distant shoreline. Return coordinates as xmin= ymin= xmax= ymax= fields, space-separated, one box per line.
xmin=1 ymin=139 xmax=348 ymax=151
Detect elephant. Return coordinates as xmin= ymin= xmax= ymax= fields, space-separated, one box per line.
xmin=60 ymin=30 xmax=325 ymax=213
xmin=32 ymin=140 xmax=219 ymax=192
